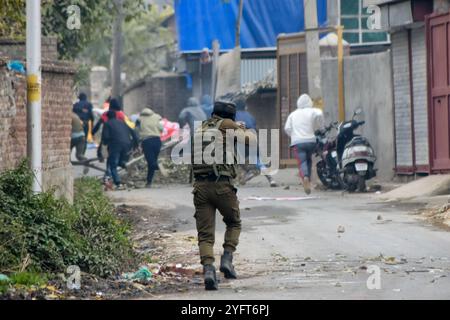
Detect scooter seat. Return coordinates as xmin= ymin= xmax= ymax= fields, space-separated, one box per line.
xmin=345 ymin=136 xmax=370 ymax=148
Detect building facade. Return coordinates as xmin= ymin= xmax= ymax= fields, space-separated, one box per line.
xmin=365 ymin=0 xmax=450 ymax=175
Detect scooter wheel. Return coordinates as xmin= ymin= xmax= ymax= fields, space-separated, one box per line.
xmin=357 ymin=177 xmax=367 ymax=192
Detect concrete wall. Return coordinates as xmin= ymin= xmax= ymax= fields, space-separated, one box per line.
xmin=123 ymin=80 xmax=147 ymax=116
xmin=321 ymin=51 xmax=395 ymax=180
xmin=89 ymin=66 xmax=109 ymax=108
xmin=0 ymin=58 xmax=75 ymax=201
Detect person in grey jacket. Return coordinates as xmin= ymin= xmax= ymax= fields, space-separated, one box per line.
xmin=178 ymin=97 xmax=207 ymax=137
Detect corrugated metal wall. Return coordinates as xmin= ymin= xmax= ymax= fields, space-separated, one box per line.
xmin=277 ymin=53 xmax=308 ymax=160
xmin=241 ymin=58 xmax=277 ymax=86
xmin=411 ymin=27 xmax=429 ymax=167
xmin=392 ymin=30 xmax=414 ymax=167
xmin=391 ymin=27 xmax=430 ymax=172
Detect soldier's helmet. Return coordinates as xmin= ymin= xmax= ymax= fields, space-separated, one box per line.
xmin=213 ymin=100 xmax=237 ymax=120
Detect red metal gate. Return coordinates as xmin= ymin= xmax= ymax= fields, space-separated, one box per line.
xmin=426 ymin=12 xmax=450 ymax=172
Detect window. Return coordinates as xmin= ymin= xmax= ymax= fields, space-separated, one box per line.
xmin=340 ymin=0 xmax=389 ymax=46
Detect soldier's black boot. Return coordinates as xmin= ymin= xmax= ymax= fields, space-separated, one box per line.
xmin=203 ymin=264 xmax=218 ymax=290
xmin=220 ymin=251 xmax=237 ymax=279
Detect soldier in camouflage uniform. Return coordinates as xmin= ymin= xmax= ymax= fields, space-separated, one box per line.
xmin=191 ymin=101 xmax=256 ymax=290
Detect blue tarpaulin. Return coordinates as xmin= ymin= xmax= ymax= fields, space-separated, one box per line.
xmin=174 ymin=0 xmax=328 ymax=52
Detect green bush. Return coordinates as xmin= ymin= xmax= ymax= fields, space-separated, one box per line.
xmin=0 ymin=161 xmax=137 ymax=278
xmin=72 ymin=177 xmax=137 ymax=276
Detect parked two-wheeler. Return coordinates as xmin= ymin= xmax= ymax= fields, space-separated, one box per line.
xmin=336 ymin=108 xmax=377 ymax=192
xmin=315 ymin=121 xmax=344 ymax=190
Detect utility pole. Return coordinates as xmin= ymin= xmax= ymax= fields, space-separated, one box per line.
xmin=337 ymin=25 xmax=345 ymax=122
xmin=303 ymin=0 xmax=323 ymax=108
xmin=26 ymin=0 xmax=42 ymax=193
xmin=211 ymin=40 xmax=220 ymax=100
xmin=111 ymin=0 xmax=123 ymax=99
xmin=235 ymin=0 xmax=244 ymax=47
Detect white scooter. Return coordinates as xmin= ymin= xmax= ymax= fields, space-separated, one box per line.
xmin=336 ymin=108 xmax=377 ymax=192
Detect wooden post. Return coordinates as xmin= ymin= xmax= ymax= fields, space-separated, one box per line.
xmin=111 ymin=0 xmax=124 ymax=99
xmin=304 ymin=0 xmax=323 ymax=109
xmin=211 ymin=40 xmax=220 ymax=100
xmin=337 ymin=25 xmax=345 ymax=122
xmin=235 ymin=0 xmax=244 ymax=47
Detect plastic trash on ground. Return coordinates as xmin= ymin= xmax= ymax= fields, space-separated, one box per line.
xmin=6 ymin=60 xmax=26 ymax=74
xmin=122 ymin=266 xmax=152 ymax=281
xmin=0 ymin=274 xmax=11 ymax=283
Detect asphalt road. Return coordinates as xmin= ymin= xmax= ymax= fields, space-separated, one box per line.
xmin=107 ymin=171 xmax=450 ymax=300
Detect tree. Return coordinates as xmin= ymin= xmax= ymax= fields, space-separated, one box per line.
xmin=0 ymin=0 xmax=144 ymax=60
xmin=79 ymin=5 xmax=175 ymax=87
xmin=0 ymin=0 xmax=26 ymax=38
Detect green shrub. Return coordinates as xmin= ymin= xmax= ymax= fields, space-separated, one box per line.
xmin=72 ymin=177 xmax=137 ymax=276
xmin=0 ymin=161 xmax=137 ymax=278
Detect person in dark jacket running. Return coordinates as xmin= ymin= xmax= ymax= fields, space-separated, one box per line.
xmin=72 ymin=92 xmax=94 ymax=154
xmin=102 ymin=111 xmax=138 ymax=189
xmin=93 ymin=98 xmax=128 ymax=165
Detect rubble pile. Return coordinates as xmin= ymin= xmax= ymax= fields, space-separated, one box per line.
xmin=123 ymin=156 xmax=191 ymax=187
xmin=422 ymin=203 xmax=450 ymax=228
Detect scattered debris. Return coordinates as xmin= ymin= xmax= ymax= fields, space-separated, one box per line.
xmin=0 ymin=274 xmax=10 ymax=283
xmin=244 ymin=196 xmax=320 ymax=201
xmin=377 ymin=255 xmax=408 ymax=265
xmin=431 ymin=275 xmax=447 ymax=283
xmin=160 ymin=264 xmax=203 ymax=277
xmin=124 ymin=157 xmax=191 ymax=188
xmin=368 ymin=184 xmax=382 ymax=192
xmin=421 ymin=204 xmax=450 ymax=229
xmin=122 ymin=267 xmax=153 ymax=282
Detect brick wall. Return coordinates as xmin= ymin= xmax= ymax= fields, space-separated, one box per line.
xmin=0 ymin=57 xmax=75 ymax=199
xmin=123 ymin=74 xmax=191 ymax=122
xmin=0 ymin=36 xmax=58 ymax=61
xmin=0 ymin=68 xmax=27 ymax=170
xmin=148 ymin=76 xmax=191 ymax=122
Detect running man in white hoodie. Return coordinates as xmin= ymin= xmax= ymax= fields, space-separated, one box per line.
xmin=284 ymin=94 xmax=324 ymax=194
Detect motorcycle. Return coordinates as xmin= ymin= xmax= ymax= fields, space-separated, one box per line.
xmin=336 ymin=107 xmax=377 ymax=192
xmin=315 ymin=122 xmax=344 ymax=190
